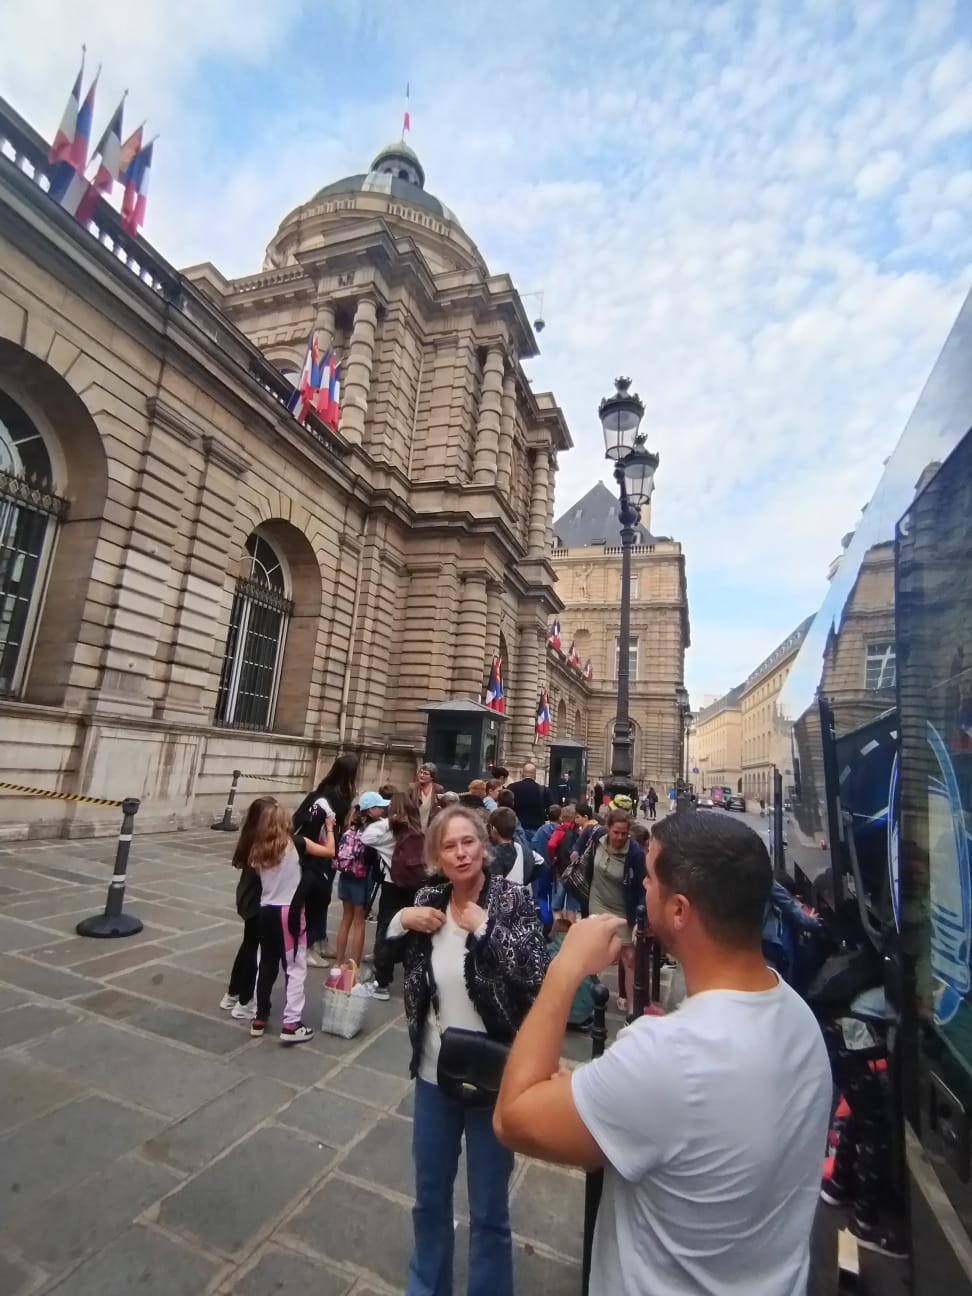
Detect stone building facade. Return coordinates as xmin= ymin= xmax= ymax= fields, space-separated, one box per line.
xmin=819 ymin=541 xmax=896 ymax=736
xmin=550 ymin=483 xmax=690 ymax=789
xmin=740 ymin=616 xmax=813 ymax=806
xmin=694 ymin=685 xmax=743 ymax=795
xmin=0 ymin=101 xmax=589 ymax=838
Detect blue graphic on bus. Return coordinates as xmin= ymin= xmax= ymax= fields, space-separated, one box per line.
xmin=927 ymin=722 xmax=972 ymax=1026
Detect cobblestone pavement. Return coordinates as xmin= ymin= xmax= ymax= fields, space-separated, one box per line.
xmin=0 ymin=827 xmax=610 ymax=1296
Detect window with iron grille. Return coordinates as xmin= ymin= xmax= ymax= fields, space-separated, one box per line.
xmin=864 ymin=642 xmax=896 ymax=691
xmin=0 ymin=392 xmax=65 ymax=698
xmin=215 ymin=534 xmax=293 ymax=730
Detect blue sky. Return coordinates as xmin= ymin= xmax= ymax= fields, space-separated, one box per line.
xmin=2 ymin=0 xmax=970 ymax=703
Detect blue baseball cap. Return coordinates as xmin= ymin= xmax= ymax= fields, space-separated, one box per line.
xmin=359 ymin=791 xmax=391 ymax=812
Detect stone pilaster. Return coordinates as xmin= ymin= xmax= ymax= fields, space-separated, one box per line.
xmin=338 ymin=295 xmax=378 ymax=447
xmin=472 ymin=346 xmax=504 ymax=485
xmin=496 ymin=370 xmax=515 ymax=496
xmin=314 ymin=298 xmax=336 ymax=355
xmin=453 ymin=573 xmax=489 ymax=699
xmin=545 ymin=450 xmax=557 ymax=553
xmin=527 ymin=447 xmax=550 ymax=557
xmin=511 ymin=622 xmax=544 ymax=763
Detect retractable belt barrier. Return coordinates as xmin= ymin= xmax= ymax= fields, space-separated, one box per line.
xmin=211 ymin=768 xmax=305 ymax=832
xmin=0 ymin=780 xmax=142 ymax=940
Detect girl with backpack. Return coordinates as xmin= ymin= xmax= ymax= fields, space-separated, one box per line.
xmin=332 ymin=804 xmax=371 ymax=971
xmin=293 ymin=753 xmax=358 ymax=966
xmin=362 ymin=791 xmax=426 ymax=1002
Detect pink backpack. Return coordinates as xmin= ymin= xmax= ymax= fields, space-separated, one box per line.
xmin=336 ymin=826 xmax=367 ymax=879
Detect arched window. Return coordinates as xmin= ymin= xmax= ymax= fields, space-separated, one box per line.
xmin=215 ymin=532 xmax=293 ymax=730
xmin=556 ymin=697 xmax=567 ymax=736
xmin=0 ymin=391 xmax=64 ymax=697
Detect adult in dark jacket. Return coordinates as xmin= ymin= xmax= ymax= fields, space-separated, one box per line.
xmin=293 ymin=753 xmax=358 ymax=963
xmin=507 ymin=762 xmax=554 ymax=834
xmin=385 ymin=804 xmax=547 ymax=1296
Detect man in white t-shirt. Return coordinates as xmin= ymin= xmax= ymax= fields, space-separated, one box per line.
xmin=494 ymin=811 xmax=832 ymax=1296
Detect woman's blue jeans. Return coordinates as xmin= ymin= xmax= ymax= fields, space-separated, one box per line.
xmin=407 ymin=1078 xmax=514 ymax=1296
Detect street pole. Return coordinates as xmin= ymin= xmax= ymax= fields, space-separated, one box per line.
xmin=606 ymin=472 xmax=639 ymax=802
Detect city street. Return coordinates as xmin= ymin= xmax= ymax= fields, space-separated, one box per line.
xmin=0 ymin=828 xmax=600 ymax=1296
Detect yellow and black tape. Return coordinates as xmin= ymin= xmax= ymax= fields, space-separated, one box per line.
xmin=0 ymin=780 xmax=123 ymax=809
xmin=239 ymin=773 xmax=302 ymax=786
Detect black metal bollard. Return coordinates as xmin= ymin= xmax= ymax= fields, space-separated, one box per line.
xmin=632 ymin=903 xmax=648 ymax=1019
xmin=582 ymin=982 xmax=611 ymax=1295
xmin=211 ymin=768 xmax=242 ymax=831
xmin=76 ymin=797 xmax=144 ymax=939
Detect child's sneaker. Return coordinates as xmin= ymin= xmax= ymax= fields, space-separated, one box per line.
xmin=231 ymin=1000 xmax=257 ymax=1021
xmin=372 ymin=986 xmax=391 ymax=1002
xmin=219 ymin=993 xmax=238 ymax=1011
xmin=250 ymin=1019 xmax=266 ymax=1038
xmin=280 ymin=1022 xmax=314 ymax=1045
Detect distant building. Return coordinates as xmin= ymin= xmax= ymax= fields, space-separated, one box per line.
xmin=694 ymin=685 xmax=744 ymax=795
xmin=740 ymin=617 xmax=814 ymax=805
xmin=550 ymin=481 xmax=690 ymax=789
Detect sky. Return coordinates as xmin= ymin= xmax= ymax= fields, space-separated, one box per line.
xmin=2 ymin=0 xmax=970 ymax=705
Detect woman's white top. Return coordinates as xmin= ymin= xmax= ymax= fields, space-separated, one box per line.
xmin=388 ymin=904 xmax=488 ymax=1084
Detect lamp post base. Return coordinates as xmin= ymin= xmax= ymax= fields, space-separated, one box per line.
xmin=603 ymin=774 xmax=639 ymax=805
xmin=76 ymin=912 xmax=144 ymax=940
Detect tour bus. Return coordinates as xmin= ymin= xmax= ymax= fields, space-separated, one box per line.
xmin=776 ymin=286 xmax=972 ymax=1294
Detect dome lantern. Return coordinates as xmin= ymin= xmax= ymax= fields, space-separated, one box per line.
xmin=368 ymin=140 xmax=425 ymax=189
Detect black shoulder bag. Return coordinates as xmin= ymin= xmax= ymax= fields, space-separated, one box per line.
xmin=437 ymin=1027 xmax=510 ymax=1108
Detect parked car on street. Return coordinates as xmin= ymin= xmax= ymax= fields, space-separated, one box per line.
xmin=728 ymin=795 xmax=746 ymax=811
xmin=698 ymin=795 xmax=714 ymax=808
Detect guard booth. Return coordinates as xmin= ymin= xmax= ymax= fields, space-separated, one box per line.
xmin=420 ymin=700 xmax=507 ymax=794
xmin=548 ymin=740 xmax=588 ymax=802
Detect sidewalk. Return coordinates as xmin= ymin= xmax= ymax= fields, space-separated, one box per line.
xmin=0 ymin=828 xmax=596 ymax=1296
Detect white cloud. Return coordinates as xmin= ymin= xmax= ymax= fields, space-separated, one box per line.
xmin=0 ymin=0 xmax=969 ymax=707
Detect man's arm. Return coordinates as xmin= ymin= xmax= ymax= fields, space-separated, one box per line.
xmin=493 ymin=915 xmax=625 ymax=1170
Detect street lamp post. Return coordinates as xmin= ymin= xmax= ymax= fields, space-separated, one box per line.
xmin=599 ymin=377 xmax=658 ymax=802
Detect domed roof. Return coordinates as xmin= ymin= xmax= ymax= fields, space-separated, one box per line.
xmin=308 ymin=138 xmax=458 ymax=225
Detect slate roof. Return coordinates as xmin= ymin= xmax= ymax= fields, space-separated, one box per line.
xmin=553 ymin=482 xmax=657 ymax=548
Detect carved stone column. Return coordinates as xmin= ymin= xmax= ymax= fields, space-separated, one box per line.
xmin=511 ymin=622 xmax=544 ymax=764
xmin=338 ymin=295 xmax=378 ymax=447
xmin=545 ymin=450 xmax=558 ymax=552
xmin=527 ymin=447 xmax=550 ymax=557
xmin=453 ymin=573 xmax=489 ymax=699
xmin=472 ymin=346 xmax=504 ymax=486
xmin=496 ymin=369 xmax=515 ymax=496
xmin=314 ymin=298 xmax=336 ymax=355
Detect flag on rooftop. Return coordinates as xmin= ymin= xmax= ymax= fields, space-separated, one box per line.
xmin=120 ymin=137 xmax=154 ymax=237
xmin=49 ymin=68 xmax=98 ymax=216
xmin=288 ymin=333 xmax=326 ymax=424
xmin=77 ymin=92 xmax=127 ymax=225
xmin=48 ymin=52 xmax=84 ymax=167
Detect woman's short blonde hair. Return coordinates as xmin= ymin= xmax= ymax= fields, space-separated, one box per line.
xmin=424 ymin=803 xmax=490 ymax=875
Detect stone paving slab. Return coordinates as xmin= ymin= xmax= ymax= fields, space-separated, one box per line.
xmin=511 ymin=1163 xmax=587 ymax=1261
xmin=43 ymin=1223 xmax=221 ymax=1296
xmin=0 ymin=1094 xmax=164 ymax=1230
xmin=25 ymin=1019 xmax=240 ymax=1118
xmin=158 ymin=1123 xmax=334 ymax=1256
xmin=276 ymin=1087 xmax=380 ymax=1149
xmin=227 ymin=1244 xmax=354 ymax=1296
xmin=282 ymin=1175 xmax=415 ymax=1290
xmin=0 ymin=912 xmax=72 ymax=950
xmin=326 ymin=1063 xmax=413 ymax=1110
xmin=0 ymin=1252 xmax=39 ymax=1296
xmin=0 ymin=952 xmax=106 ymax=999
xmin=0 ymin=1000 xmax=79 ymax=1049
xmin=142 ymin=1075 xmax=294 ymax=1175
xmin=4 ymin=1152 xmax=181 ymax=1273
xmin=0 ymin=1052 xmax=87 ymax=1134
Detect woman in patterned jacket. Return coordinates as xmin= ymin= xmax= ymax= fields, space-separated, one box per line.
xmin=384 ymin=803 xmax=547 ymax=1296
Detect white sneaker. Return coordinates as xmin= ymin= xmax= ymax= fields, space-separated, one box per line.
xmin=219 ymin=993 xmax=238 ymax=1011
xmin=372 ymin=986 xmax=391 ymax=1002
xmin=280 ymin=1023 xmax=314 ymax=1045
xmin=231 ymin=1000 xmax=257 ymax=1021
xmin=306 ymin=951 xmax=331 ymax=969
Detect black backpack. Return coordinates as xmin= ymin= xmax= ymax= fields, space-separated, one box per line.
xmin=390 ymin=832 xmax=426 ymax=890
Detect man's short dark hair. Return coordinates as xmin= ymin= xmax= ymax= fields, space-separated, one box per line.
xmin=546 ymin=804 xmax=562 ymax=823
xmin=650 ymin=813 xmax=772 ymax=947
xmin=496 ymin=788 xmax=515 ymax=809
xmin=576 ymin=803 xmax=592 ymax=818
xmin=491 ymin=766 xmax=509 ymax=781
xmin=489 ymin=807 xmax=517 ymax=841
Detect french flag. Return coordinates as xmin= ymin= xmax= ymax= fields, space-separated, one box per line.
xmin=49 ymin=56 xmax=84 ymax=166
xmin=288 ymin=334 xmax=326 ymax=424
xmin=547 ymin=619 xmax=561 ymax=653
xmin=484 ymin=657 xmax=505 ymax=713
xmin=120 ymin=138 xmax=153 ymax=237
xmin=535 ymin=690 xmax=551 ymax=740
xmin=316 ymin=354 xmax=341 ymax=428
xmin=49 ymin=68 xmax=98 ymax=215
xmin=77 ymin=94 xmax=126 ymax=225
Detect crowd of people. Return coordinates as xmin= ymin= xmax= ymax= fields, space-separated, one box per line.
xmin=217 ymin=753 xmax=838 ymax=1295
